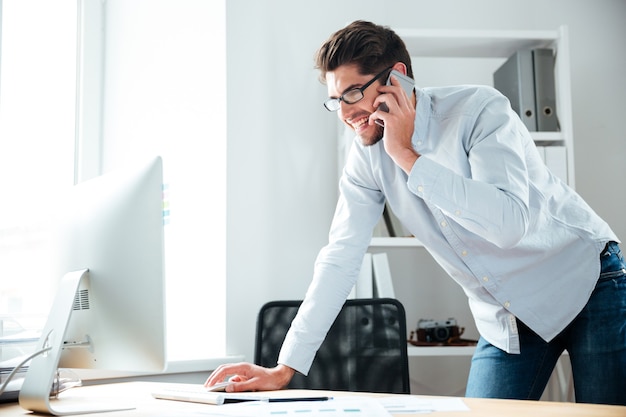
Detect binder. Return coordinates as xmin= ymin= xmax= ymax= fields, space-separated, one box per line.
xmin=544 ymin=146 xmax=568 ymax=183
xmin=494 ymin=48 xmax=559 ymax=132
xmin=494 ymin=49 xmax=537 ymax=131
xmin=353 ymin=253 xmax=373 ymax=298
xmin=532 ymin=48 xmax=559 ymax=131
xmin=536 ymin=145 xmax=547 ymax=163
xmin=372 ymin=253 xmax=395 ymax=298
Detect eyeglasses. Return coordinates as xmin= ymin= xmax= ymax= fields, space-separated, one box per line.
xmin=323 ymin=66 xmax=392 ymax=112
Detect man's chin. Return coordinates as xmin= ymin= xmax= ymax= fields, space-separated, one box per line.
xmin=358 ymin=130 xmax=384 ymax=147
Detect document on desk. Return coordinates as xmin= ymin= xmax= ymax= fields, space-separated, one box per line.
xmin=378 ymin=396 xmax=470 ymax=413
xmin=192 ymin=396 xmax=392 ymax=416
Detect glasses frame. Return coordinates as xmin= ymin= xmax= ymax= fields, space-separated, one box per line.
xmin=323 ymin=66 xmax=393 ymax=112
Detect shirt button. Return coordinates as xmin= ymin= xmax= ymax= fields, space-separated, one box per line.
xmin=461 ymin=250 xmax=468 ymax=256
xmin=416 ymin=140 xmax=423 ymax=146
xmin=504 ymin=301 xmax=511 ymax=308
xmin=440 ymin=221 xmax=447 ymax=227
xmin=455 ymin=210 xmax=461 ymax=216
xmin=482 ymin=276 xmax=489 ymax=282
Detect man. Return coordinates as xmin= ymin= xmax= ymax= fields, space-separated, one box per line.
xmin=206 ymin=20 xmax=625 ymax=404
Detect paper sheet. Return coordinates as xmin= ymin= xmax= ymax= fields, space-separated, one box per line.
xmin=155 ymin=395 xmax=470 ymax=416
xmin=378 ymin=396 xmax=470 ymax=413
xmin=193 ymin=396 xmax=392 ymax=416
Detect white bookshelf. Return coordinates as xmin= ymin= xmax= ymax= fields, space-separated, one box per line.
xmin=361 ymin=28 xmax=576 ymax=401
xmin=363 ymin=26 xmax=574 ymax=246
xmin=395 ymin=26 xmax=575 ymax=187
xmin=407 ymin=345 xmax=475 ymax=357
xmin=369 ymin=237 xmax=423 ymax=247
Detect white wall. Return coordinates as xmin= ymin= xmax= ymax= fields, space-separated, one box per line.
xmin=98 ymin=0 xmax=228 ymax=362
xmin=226 ymin=0 xmax=626 ymax=395
xmin=92 ymin=0 xmax=626 ymax=394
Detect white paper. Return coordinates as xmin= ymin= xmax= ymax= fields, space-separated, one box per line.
xmin=194 ymin=396 xmax=392 ymax=417
xmin=378 ymin=396 xmax=470 ymax=414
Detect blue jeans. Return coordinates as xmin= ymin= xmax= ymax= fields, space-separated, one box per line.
xmin=465 ymin=241 xmax=626 ymax=405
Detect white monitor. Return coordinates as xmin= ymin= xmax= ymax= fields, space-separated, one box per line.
xmin=18 ymin=156 xmax=166 ymax=415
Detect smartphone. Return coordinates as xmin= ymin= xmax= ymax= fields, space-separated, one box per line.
xmin=375 ymin=70 xmax=415 ymax=126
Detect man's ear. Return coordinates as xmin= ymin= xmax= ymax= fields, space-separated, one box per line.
xmin=391 ymin=62 xmax=408 ymax=76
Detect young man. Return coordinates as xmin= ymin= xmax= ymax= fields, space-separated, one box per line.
xmin=206 ymin=21 xmax=625 ymax=404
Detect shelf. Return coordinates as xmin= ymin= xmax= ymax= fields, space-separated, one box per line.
xmin=396 ymin=28 xmax=558 ymax=58
xmin=394 ymin=26 xmax=575 ymax=188
xmin=530 ymin=131 xmax=564 ymax=143
xmin=407 ymin=345 xmax=475 ymax=357
xmin=381 ymin=30 xmax=574 ymax=400
xmin=370 ymin=237 xmax=423 ymax=247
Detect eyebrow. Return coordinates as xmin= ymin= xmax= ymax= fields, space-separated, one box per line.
xmin=341 ymin=83 xmax=362 ymax=94
xmin=329 ymin=83 xmax=363 ymax=100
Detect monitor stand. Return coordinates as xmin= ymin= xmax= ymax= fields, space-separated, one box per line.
xmin=18 ymin=269 xmax=134 ymax=415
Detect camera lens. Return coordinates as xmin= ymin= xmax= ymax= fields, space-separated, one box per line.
xmin=434 ymin=327 xmax=450 ymax=342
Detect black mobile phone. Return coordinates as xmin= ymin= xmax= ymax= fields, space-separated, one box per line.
xmin=376 ymin=70 xmax=415 ymax=126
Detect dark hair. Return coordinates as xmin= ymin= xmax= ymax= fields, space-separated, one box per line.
xmin=314 ymin=20 xmax=413 ymax=83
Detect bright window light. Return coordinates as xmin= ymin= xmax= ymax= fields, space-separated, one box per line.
xmin=95 ymin=0 xmax=227 ymax=362
xmin=0 ymin=1 xmax=77 ymax=340
xmin=0 ymin=0 xmax=227 ymax=364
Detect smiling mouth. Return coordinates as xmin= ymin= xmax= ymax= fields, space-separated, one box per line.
xmin=349 ymin=116 xmax=369 ymax=130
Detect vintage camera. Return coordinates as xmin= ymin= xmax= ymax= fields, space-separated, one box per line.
xmin=417 ymin=318 xmax=460 ymax=343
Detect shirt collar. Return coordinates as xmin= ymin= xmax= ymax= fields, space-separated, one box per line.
xmin=413 ymin=87 xmax=431 ymax=145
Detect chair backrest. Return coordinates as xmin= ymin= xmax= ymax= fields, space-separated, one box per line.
xmin=254 ymin=298 xmax=410 ymax=394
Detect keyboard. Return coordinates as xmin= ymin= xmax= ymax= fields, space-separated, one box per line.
xmin=151 ymin=385 xmax=267 ymax=405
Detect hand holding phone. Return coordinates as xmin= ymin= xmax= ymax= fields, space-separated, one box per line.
xmin=376 ymin=70 xmax=415 ymax=126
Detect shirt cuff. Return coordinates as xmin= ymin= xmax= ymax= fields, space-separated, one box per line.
xmin=277 ymin=331 xmax=317 ymax=376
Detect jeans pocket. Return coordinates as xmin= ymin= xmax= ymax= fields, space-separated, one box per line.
xmin=598 ymin=242 xmax=625 ymax=283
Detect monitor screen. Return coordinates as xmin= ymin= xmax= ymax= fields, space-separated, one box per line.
xmin=18 ymin=156 xmax=166 ymax=415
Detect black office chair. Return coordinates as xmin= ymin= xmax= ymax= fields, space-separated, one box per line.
xmin=254 ymin=298 xmax=410 ymax=394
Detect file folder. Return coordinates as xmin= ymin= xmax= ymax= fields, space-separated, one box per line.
xmin=532 ymin=48 xmax=559 ymax=131
xmin=494 ymin=48 xmax=559 ymax=132
xmin=494 ymin=49 xmax=537 ymax=131
xmin=372 ymin=253 xmax=395 ymax=298
xmin=544 ymin=146 xmax=567 ymax=183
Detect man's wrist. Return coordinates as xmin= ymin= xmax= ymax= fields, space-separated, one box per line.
xmin=394 ymin=147 xmax=420 ymax=174
xmin=273 ymin=364 xmax=296 ymax=387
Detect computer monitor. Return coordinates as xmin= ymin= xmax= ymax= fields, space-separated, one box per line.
xmin=18 ymin=156 xmax=166 ymax=415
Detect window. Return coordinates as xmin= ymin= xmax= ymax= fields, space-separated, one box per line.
xmin=1 ymin=0 xmax=227 ymax=365
xmin=95 ymin=0 xmax=227 ymax=361
xmin=0 ymin=0 xmax=77 ymax=342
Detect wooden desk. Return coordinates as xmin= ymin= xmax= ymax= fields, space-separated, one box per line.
xmin=0 ymin=381 xmax=623 ymax=416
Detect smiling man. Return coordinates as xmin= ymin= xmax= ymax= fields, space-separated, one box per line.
xmin=206 ymin=20 xmax=625 ymax=405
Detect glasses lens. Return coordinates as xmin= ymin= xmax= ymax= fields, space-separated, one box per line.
xmin=342 ymin=89 xmax=364 ymax=105
xmin=324 ymin=99 xmax=340 ymax=112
